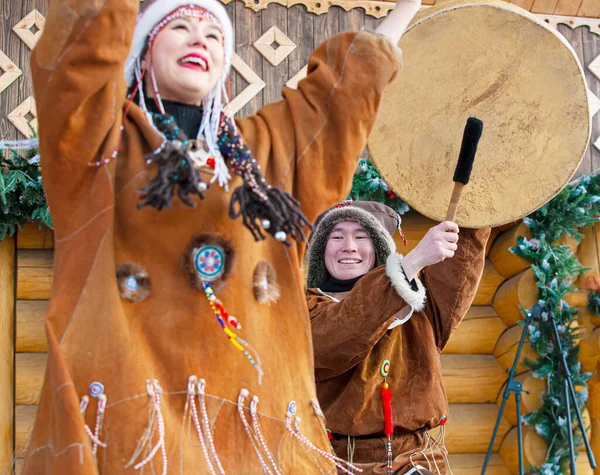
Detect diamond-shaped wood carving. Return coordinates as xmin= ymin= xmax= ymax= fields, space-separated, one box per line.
xmin=285 ymin=65 xmax=307 ymax=90
xmin=254 ymin=26 xmax=296 ymax=67
xmin=13 ymin=10 xmax=46 ymax=50
xmin=8 ymin=97 xmax=37 ymax=138
xmin=590 ymin=54 xmax=600 ymax=83
xmin=226 ymin=53 xmax=265 ymax=116
xmin=589 ymin=88 xmax=600 ymax=119
xmin=0 ymin=50 xmax=22 ymax=94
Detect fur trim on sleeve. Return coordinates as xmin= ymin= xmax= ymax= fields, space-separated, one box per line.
xmin=385 ymin=253 xmax=426 ymax=312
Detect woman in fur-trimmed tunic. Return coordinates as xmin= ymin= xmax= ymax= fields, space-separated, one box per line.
xmin=306 ymin=201 xmax=491 ymax=474
xmin=23 ymin=0 xmax=421 ymax=473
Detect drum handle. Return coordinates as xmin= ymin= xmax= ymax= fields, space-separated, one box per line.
xmin=445 ymin=182 xmax=464 ymax=222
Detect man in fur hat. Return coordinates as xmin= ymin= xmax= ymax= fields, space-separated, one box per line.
xmin=306 ymin=201 xmax=491 ymax=474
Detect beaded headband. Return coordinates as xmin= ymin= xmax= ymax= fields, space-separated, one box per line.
xmin=146 ymin=6 xmax=224 ymax=51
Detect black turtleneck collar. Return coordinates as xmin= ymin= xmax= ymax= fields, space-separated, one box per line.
xmin=319 ymin=273 xmax=366 ymax=293
xmin=145 ymin=98 xmax=202 ymax=140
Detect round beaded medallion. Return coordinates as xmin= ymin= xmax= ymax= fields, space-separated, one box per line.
xmin=193 ymin=245 xmax=226 ymax=282
xmin=89 ymin=382 xmax=105 ymax=398
xmin=125 ymin=275 xmax=139 ymax=292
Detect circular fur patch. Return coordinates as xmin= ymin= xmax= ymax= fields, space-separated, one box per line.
xmin=182 ymin=233 xmax=234 ymax=292
xmin=253 ymin=260 xmax=281 ymax=304
xmin=116 ymin=262 xmax=151 ymax=303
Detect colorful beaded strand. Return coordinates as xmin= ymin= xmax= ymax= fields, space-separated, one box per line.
xmin=203 ymin=282 xmax=264 ymax=381
xmin=197 ymin=379 xmax=226 ymax=474
xmin=284 ymin=409 xmax=361 ymax=475
xmin=92 ymin=394 xmax=107 ymax=455
xmin=249 ymin=396 xmax=283 ymax=475
xmin=79 ymin=396 xmax=107 ymax=449
xmin=187 ymin=376 xmax=216 ymax=474
xmin=237 ymin=389 xmax=274 ymax=475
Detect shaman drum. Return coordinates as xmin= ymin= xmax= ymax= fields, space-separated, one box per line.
xmin=368 ymin=0 xmax=591 ymax=228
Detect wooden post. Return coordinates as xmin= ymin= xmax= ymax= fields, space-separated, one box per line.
xmin=0 ymin=237 xmax=15 ymax=473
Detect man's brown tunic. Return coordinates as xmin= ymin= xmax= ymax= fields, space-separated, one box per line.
xmin=307 ymin=228 xmax=491 ymax=473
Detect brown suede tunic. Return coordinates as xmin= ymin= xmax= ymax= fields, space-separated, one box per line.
xmin=23 ymin=0 xmax=402 ymax=473
xmin=307 ymin=228 xmax=491 ymax=473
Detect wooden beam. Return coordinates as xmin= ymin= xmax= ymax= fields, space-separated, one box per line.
xmin=15 ymin=353 xmax=46 ymax=405
xmin=492 ymin=269 xmax=538 ymax=327
xmin=442 ymin=354 xmax=506 ymax=404
xmin=499 ymin=426 xmax=548 ymax=472
xmin=494 ymin=325 xmax=539 ymax=375
xmin=488 ymin=222 xmax=532 ymax=279
xmin=16 ymin=301 xmax=47 ymax=353
xmin=444 ymin=306 xmax=507 ymax=355
xmin=554 ymin=0 xmax=584 ymax=16
xmin=473 ymin=261 xmax=505 ymax=306
xmin=0 ymin=237 xmax=15 ymax=473
xmin=16 ymin=224 xmax=53 ymax=250
xmin=16 ymin=251 xmax=53 ymax=300
xmin=15 ymin=405 xmax=36 ymax=458
xmin=446 ymin=454 xmax=510 ymax=474
xmin=430 ymin=404 xmax=511 ymax=453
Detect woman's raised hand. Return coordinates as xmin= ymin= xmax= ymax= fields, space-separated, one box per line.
xmin=400 ymin=221 xmax=459 ymax=281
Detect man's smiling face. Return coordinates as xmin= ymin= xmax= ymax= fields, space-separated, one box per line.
xmin=324 ymin=221 xmax=376 ymax=281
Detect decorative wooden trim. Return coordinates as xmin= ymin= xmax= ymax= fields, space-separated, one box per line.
xmin=285 ymin=65 xmax=308 ymax=89
xmin=0 ymin=50 xmax=22 ymax=95
xmin=225 ymin=54 xmax=265 ymax=116
xmin=12 ymin=10 xmax=46 ymax=51
xmin=537 ymin=13 xmax=600 ymax=36
xmin=594 ymin=135 xmax=600 ymax=154
xmin=589 ymin=88 xmax=600 ymax=119
xmin=590 ymin=54 xmax=600 ymax=82
xmin=254 ymin=26 xmax=297 ymax=67
xmin=0 ymin=238 xmax=15 ymax=474
xmin=8 ymin=97 xmax=38 ymax=139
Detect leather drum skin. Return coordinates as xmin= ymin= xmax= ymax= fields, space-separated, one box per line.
xmin=368 ymin=0 xmax=591 ymax=228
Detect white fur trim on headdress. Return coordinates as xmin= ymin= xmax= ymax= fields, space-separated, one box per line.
xmin=385 ymin=253 xmax=426 ymax=312
xmin=125 ymin=0 xmax=234 ymax=86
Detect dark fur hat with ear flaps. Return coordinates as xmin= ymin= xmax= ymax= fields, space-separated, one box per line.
xmin=306 ymin=201 xmax=400 ymax=289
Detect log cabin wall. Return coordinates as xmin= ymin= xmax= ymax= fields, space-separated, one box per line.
xmin=1 ymin=0 xmax=600 ymax=473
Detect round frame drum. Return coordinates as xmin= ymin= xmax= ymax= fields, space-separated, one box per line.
xmin=368 ymin=0 xmax=591 ymax=228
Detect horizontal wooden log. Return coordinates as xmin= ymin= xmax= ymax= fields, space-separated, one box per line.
xmin=579 ymin=327 xmax=600 ymax=374
xmin=493 ymin=325 xmax=538 ymax=375
xmin=16 ymin=301 xmax=48 ymax=353
xmin=441 ymin=354 xmax=506 ymax=404
xmin=473 ymin=261 xmax=505 ymax=306
xmin=556 ymin=234 xmax=579 ymax=258
xmin=488 ymin=222 xmax=532 ymax=279
xmin=499 ymin=426 xmax=547 ymax=473
xmin=577 ymin=225 xmax=600 ymax=291
xmin=492 ymin=268 xmax=538 ymax=327
xmin=15 ymin=405 xmax=37 ymax=458
xmin=446 ymin=454 xmax=510 ymax=474
xmin=444 ymin=306 xmax=506 ymax=355
xmin=564 ymin=290 xmax=588 ymax=308
xmin=16 ymin=223 xmax=53 ymax=250
xmin=430 ymin=404 xmax=511 ymax=454
xmin=16 ymin=250 xmax=53 ymax=300
xmin=578 ymin=306 xmax=600 ymax=332
xmin=16 ymin=354 xmax=46 ymax=405
xmin=587 ymin=383 xmax=600 ymax=471
xmin=498 ymin=372 xmax=545 ymax=427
